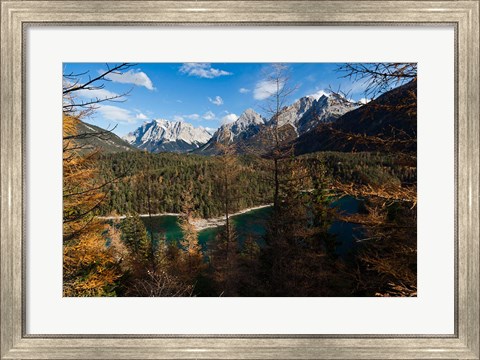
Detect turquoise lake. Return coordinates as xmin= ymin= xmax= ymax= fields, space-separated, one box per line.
xmin=140 ymin=196 xmax=363 ymax=257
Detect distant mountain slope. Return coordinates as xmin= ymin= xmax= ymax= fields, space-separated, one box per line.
xmin=198 ymin=109 xmax=266 ymax=155
xmin=197 ymin=93 xmax=357 ymax=155
xmin=217 ymin=108 xmax=266 ymax=142
xmin=124 ymin=119 xmax=212 ymax=153
xmin=293 ymin=80 xmax=417 ymax=154
xmin=296 ymin=93 xmax=360 ymax=133
xmin=273 ymin=92 xmax=357 ymax=134
xmin=74 ymin=121 xmax=136 ymax=153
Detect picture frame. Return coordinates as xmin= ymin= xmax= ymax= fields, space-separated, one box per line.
xmin=1 ymin=0 xmax=479 ymax=358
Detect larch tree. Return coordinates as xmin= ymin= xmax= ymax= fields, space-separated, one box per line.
xmin=209 ymin=132 xmax=242 ymax=296
xmin=260 ymin=157 xmax=345 ymax=296
xmin=178 ymin=183 xmax=205 ymax=284
xmin=258 ymin=64 xmax=298 ymax=213
xmin=333 ymin=62 xmax=418 ymax=296
xmin=237 ymin=234 xmax=261 ymax=295
xmin=62 ymin=64 xmax=136 ymax=296
xmin=337 ymin=62 xmax=417 ymax=99
xmin=63 ymin=114 xmax=121 ymax=296
xmin=63 ymin=63 xmax=134 ymax=117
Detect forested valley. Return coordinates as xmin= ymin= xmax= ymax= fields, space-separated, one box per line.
xmin=96 ymin=151 xmax=415 ymax=218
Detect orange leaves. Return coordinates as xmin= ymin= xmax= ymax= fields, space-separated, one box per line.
xmin=178 ymin=216 xmax=205 ymax=280
xmin=63 ymin=115 xmax=79 ymax=139
xmin=63 ymin=114 xmax=106 ymax=240
xmin=63 ymin=231 xmax=121 ymax=297
xmin=332 ymin=180 xmax=417 ymax=206
xmin=63 ymin=113 xmax=121 ymax=296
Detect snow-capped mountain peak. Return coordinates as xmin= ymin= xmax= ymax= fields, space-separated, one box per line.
xmin=304 ymin=94 xmax=357 ymax=133
xmin=231 ymin=109 xmax=265 ymax=134
xmin=209 ymin=109 xmax=265 ymax=144
xmin=123 ymin=119 xmax=212 ymax=153
xmin=236 ymin=108 xmax=265 ymax=126
xmin=275 ymin=93 xmax=359 ymax=134
xmin=274 ymin=96 xmax=316 ymax=129
xmin=197 ymin=92 xmax=359 ymax=155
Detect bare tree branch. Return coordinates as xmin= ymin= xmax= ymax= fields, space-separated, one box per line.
xmin=63 ymin=63 xmax=135 ymax=95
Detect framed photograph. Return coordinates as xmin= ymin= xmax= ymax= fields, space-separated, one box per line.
xmin=1 ymin=1 xmax=479 ymax=358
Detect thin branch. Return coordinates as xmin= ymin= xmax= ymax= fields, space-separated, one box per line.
xmin=63 ymin=63 xmax=134 ymax=95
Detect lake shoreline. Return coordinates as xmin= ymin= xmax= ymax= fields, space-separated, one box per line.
xmin=190 ymin=204 xmax=273 ymax=231
xmin=97 ymin=204 xmax=273 ymax=231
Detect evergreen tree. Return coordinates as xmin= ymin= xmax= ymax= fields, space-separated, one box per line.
xmin=237 ymin=235 xmax=261 ymax=296
xmin=178 ymin=185 xmax=205 ymax=282
xmin=209 ymin=222 xmax=240 ymax=296
xmin=120 ymin=214 xmax=151 ymax=262
xmin=260 ymin=158 xmax=348 ymax=296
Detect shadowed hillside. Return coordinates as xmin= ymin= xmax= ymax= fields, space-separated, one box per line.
xmin=293 ymin=80 xmax=417 ymax=154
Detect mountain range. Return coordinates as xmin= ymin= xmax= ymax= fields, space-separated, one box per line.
xmin=292 ymin=80 xmax=417 ymax=154
xmin=112 ymin=91 xmax=357 ymax=155
xmin=199 ymin=108 xmax=266 ymax=153
xmin=196 ymin=92 xmax=359 ymax=155
xmin=74 ymin=80 xmax=416 ymax=155
xmin=123 ymin=119 xmax=212 ymax=153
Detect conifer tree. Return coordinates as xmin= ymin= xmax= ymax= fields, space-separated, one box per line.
xmin=62 ymin=64 xmax=137 ymax=296
xmin=209 ymin=222 xmax=240 ymax=296
xmin=237 ymin=235 xmax=261 ymax=296
xmin=178 ymin=184 xmax=205 ymax=282
xmin=63 ymin=114 xmax=121 ymax=296
xmin=120 ymin=214 xmax=151 ymax=262
xmin=208 ymin=129 xmax=242 ymax=296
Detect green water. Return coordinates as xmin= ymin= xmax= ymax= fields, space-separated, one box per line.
xmin=140 ymin=206 xmax=271 ymax=250
xmin=140 ymin=196 xmax=363 ymax=256
xmin=329 ymin=196 xmax=364 ymax=256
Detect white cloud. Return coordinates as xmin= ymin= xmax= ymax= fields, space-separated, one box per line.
xmin=208 ymin=96 xmax=224 ymax=106
xmin=239 ymin=88 xmax=250 ymax=94
xmin=202 ymin=111 xmax=216 ymax=120
xmin=221 ymin=113 xmax=238 ymax=124
xmin=74 ymin=87 xmax=120 ymax=100
xmin=204 ymin=127 xmax=216 ymax=134
xmin=307 ymin=89 xmax=331 ymax=100
xmin=174 ymin=113 xmax=200 ymax=122
xmin=104 ymin=69 xmax=155 ymax=90
xmin=96 ymin=105 xmax=139 ymax=124
xmin=185 ymin=113 xmax=200 ymax=120
xmin=199 ymin=126 xmax=217 ymax=135
xmin=253 ymin=79 xmax=285 ymax=100
xmin=358 ymin=97 xmax=372 ymax=104
xmin=179 ymin=63 xmax=232 ymax=79
xmin=135 ymin=112 xmax=148 ymax=120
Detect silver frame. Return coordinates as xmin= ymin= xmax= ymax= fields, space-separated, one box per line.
xmin=1 ymin=1 xmax=479 ymax=358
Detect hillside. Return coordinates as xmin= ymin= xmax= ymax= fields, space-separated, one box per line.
xmin=75 ymin=121 xmax=136 ymax=153
xmin=293 ymin=80 xmax=417 ymax=154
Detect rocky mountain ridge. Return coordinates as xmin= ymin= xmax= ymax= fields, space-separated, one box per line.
xmin=123 ymin=119 xmax=212 ymax=153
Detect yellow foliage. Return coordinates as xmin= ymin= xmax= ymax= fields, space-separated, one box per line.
xmin=63 ymin=115 xmax=105 ymax=240
xmin=63 ymin=231 xmax=120 ymax=296
xmin=63 ymin=114 xmax=121 ymax=296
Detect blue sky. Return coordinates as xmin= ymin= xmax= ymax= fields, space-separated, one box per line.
xmin=63 ymin=63 xmax=371 ymax=137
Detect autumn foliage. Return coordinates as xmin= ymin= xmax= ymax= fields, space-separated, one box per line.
xmin=63 ymin=114 xmax=121 ymax=296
